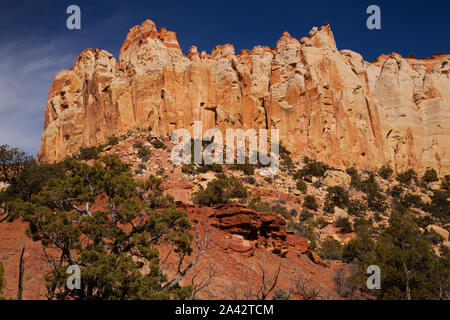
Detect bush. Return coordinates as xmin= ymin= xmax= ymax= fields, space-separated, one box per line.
xmin=389 ymin=185 xmax=404 ymax=198
xmin=396 ymin=169 xmax=418 ymax=184
xmin=296 ymin=180 xmax=307 ymax=193
xmin=137 ymin=146 xmax=151 ymax=160
xmin=347 ymin=199 xmax=367 ymax=216
xmin=323 ymin=200 xmax=335 ymax=214
xmin=318 ymin=237 xmax=343 ymax=260
xmin=378 ymin=164 xmax=393 ymax=180
xmin=402 ymin=193 xmax=424 ymax=208
xmin=243 ymin=176 xmax=256 ymax=185
xmin=194 ymin=174 xmax=248 ymax=206
xmin=303 ymin=195 xmax=318 ymax=211
xmin=346 ymin=167 xmax=362 ymax=189
xmin=107 ymin=136 xmax=119 ymax=146
xmin=342 ymin=230 xmax=375 ymax=263
xmin=272 ymin=288 xmax=290 ymax=300
xmin=294 ymin=157 xmax=329 ymax=182
xmin=315 ymin=217 xmax=330 ymax=229
xmin=336 ymin=217 xmax=353 ymax=233
xmin=422 ymin=168 xmax=438 ymax=183
xmin=149 ymin=137 xmax=165 ymax=149
xmin=132 ymin=141 xmax=143 ymax=149
xmin=325 ymin=186 xmax=350 ymax=209
xmin=230 ymin=163 xmax=255 ymax=176
xmin=197 ymin=163 xmax=223 ymax=174
xmin=441 ymin=175 xmax=450 ymax=190
xmin=406 ymin=53 xmax=416 ymax=59
xmin=77 ymin=145 xmax=104 ymax=160
xmin=300 ymin=209 xmax=314 ymax=221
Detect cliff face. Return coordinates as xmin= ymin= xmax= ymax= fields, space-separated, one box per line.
xmin=38 ymin=19 xmax=450 ymax=175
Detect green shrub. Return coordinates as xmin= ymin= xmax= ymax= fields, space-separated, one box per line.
xmin=315 ymin=217 xmax=330 ymax=229
xmin=303 ymin=195 xmax=318 ymax=211
xmin=378 ymin=164 xmax=394 ymax=180
xmin=77 ymin=145 xmax=104 ymax=160
xmin=318 ymin=237 xmax=343 ymax=260
xmin=347 ymin=199 xmax=367 ymax=216
xmin=107 ymin=136 xmax=119 ymax=146
xmin=194 ymin=174 xmax=248 ymax=206
xmin=150 ymin=137 xmax=165 ymax=149
xmin=197 ymin=163 xmax=223 ymax=174
xmin=402 ymin=193 xmax=424 ymax=208
xmin=441 ymin=175 xmax=450 ymax=190
xmin=294 ymin=157 xmax=329 ymax=182
xmin=300 ymin=209 xmax=314 ymax=221
xmin=336 ymin=217 xmax=353 ymax=233
xmin=396 ymin=169 xmax=418 ymax=184
xmin=323 ymin=200 xmax=335 ymax=214
xmin=389 ymin=185 xmax=404 ymax=198
xmin=132 ymin=141 xmax=143 ymax=149
xmin=248 ymin=197 xmax=273 ymax=212
xmin=230 ymin=163 xmax=255 ymax=176
xmin=346 ymin=167 xmax=362 ymax=189
xmin=296 ymin=180 xmax=307 ymax=193
xmin=342 ymin=230 xmax=375 ymax=263
xmin=325 ymin=186 xmax=350 ymax=209
xmin=422 ymin=168 xmax=438 ymax=183
xmin=137 ymin=146 xmax=151 ymax=159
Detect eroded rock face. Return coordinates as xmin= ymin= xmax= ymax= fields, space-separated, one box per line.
xmin=38 ymin=20 xmax=450 ymax=175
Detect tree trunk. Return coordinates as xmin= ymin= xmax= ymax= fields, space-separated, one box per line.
xmin=17 ymin=246 xmax=25 ymax=300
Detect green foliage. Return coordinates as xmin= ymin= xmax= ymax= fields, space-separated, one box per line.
xmin=315 ymin=217 xmax=330 ymax=229
xmin=10 ymin=155 xmax=195 ymax=300
xmin=194 ymin=174 xmax=247 ymax=206
xmin=248 ymin=197 xmax=272 ymax=212
xmin=196 ymin=163 xmax=223 ymax=174
xmin=77 ymin=145 xmax=104 ymax=160
xmin=378 ymin=164 xmax=394 ymax=180
xmin=318 ymin=237 xmax=343 ymax=260
xmin=429 ymin=190 xmax=450 ymax=222
xmin=347 ymin=199 xmax=367 ymax=216
xmin=422 ymin=168 xmax=438 ymax=183
xmin=137 ymin=146 xmax=151 ymax=160
xmin=405 ymin=53 xmax=416 ymax=59
xmin=342 ymin=230 xmax=375 ymax=263
xmin=299 ymin=209 xmax=314 ymax=221
xmin=346 ymin=166 xmax=362 ymax=189
xmin=389 ymin=184 xmax=404 ymax=198
xmin=396 ymin=169 xmax=418 ymax=184
xmin=303 ymin=195 xmax=318 ymax=211
xmin=149 ymin=137 xmax=166 ymax=149
xmin=441 ymin=175 xmax=450 ymax=190
xmin=351 ymin=211 xmax=450 ymax=300
xmin=107 ymin=136 xmax=119 ymax=146
xmin=294 ymin=157 xmax=329 ymax=182
xmin=335 ymin=217 xmax=353 ymax=233
xmin=296 ymin=180 xmax=307 ymax=194
xmin=325 ymin=186 xmax=350 ymax=210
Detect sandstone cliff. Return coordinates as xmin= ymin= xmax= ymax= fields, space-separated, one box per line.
xmin=38 ymin=19 xmax=450 ymax=175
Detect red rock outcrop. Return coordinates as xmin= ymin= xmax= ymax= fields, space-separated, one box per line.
xmin=38 ymin=20 xmax=450 ymax=175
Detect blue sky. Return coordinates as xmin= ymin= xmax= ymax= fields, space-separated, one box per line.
xmin=0 ymin=0 xmax=448 ymax=155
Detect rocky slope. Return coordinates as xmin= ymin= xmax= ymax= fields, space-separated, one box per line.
xmin=38 ymin=19 xmax=450 ymax=175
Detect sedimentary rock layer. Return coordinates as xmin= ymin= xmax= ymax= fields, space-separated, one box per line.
xmin=38 ymin=19 xmax=450 ymax=175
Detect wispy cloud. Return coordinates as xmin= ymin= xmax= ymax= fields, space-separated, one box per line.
xmin=0 ymin=36 xmax=77 ymax=155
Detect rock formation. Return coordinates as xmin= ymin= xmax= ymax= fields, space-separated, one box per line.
xmin=38 ymin=19 xmax=450 ymax=175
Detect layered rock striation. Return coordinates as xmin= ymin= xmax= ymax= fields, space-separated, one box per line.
xmin=38 ymin=19 xmax=450 ymax=175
